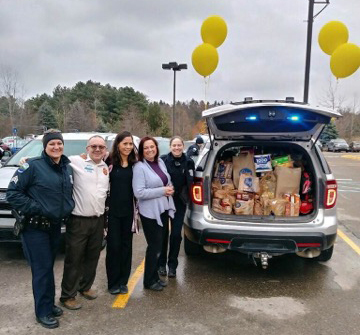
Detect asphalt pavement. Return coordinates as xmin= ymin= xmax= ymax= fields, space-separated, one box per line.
xmin=0 ymin=152 xmax=360 ymax=335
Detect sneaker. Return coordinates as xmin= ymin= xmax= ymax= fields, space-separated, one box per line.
xmin=158 ymin=266 xmax=167 ymax=276
xmin=80 ymin=289 xmax=98 ymax=300
xmin=119 ymin=285 xmax=128 ymax=294
xmin=144 ymin=282 xmax=163 ymax=291
xmin=61 ymin=298 xmax=82 ymax=310
xmin=168 ymin=268 xmax=176 ymax=278
xmin=108 ymin=287 xmax=121 ymax=295
xmin=158 ymin=279 xmax=167 ymax=287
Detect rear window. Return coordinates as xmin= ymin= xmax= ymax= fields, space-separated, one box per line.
xmin=213 ymin=106 xmax=329 ymax=133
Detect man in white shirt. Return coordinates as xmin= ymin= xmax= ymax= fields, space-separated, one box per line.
xmin=60 ymin=135 xmax=109 ymax=310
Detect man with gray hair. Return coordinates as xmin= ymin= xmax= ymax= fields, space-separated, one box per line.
xmin=60 ymin=135 xmax=109 ymax=310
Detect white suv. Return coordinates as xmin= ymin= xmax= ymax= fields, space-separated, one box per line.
xmin=0 ymin=132 xmax=116 ymax=242
xmin=184 ymin=99 xmax=340 ymax=268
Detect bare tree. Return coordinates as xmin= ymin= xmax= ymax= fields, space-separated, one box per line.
xmin=0 ymin=66 xmax=24 ymax=130
xmin=118 ymin=105 xmax=147 ymax=137
xmin=318 ymin=77 xmax=346 ymax=111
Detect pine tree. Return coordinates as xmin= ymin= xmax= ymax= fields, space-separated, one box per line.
xmin=38 ymin=101 xmax=58 ymax=130
xmin=320 ymin=121 xmax=339 ymax=144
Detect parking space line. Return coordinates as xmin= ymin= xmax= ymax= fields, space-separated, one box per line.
xmin=337 ymin=229 xmax=360 ymax=256
xmin=341 ymin=155 xmax=360 ymax=161
xmin=112 ymin=258 xmax=145 ymax=309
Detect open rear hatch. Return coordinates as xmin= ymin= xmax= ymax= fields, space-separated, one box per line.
xmin=202 ymin=100 xmax=340 ymax=221
xmin=203 ymin=100 xmax=341 ymax=143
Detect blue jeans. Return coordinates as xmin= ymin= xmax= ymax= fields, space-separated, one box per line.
xmin=21 ymin=224 xmax=61 ymax=318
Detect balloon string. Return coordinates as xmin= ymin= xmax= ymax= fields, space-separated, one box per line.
xmin=204 ymin=76 xmax=210 ymax=110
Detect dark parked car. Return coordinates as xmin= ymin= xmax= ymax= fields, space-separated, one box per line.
xmin=349 ymin=141 xmax=360 ymax=152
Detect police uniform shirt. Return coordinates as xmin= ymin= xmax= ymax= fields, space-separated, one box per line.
xmin=69 ymin=155 xmax=109 ymax=217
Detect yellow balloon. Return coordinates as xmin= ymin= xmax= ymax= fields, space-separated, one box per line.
xmin=192 ymin=43 xmax=219 ymax=77
xmin=201 ymin=15 xmax=227 ymax=48
xmin=318 ymin=21 xmax=349 ymax=55
xmin=330 ymin=43 xmax=360 ymax=79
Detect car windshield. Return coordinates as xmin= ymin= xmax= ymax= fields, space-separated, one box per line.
xmin=5 ymin=139 xmax=89 ymax=166
xmin=155 ymin=138 xmax=170 ymax=156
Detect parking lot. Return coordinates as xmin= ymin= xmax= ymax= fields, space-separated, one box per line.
xmin=1 ymin=152 xmax=360 ymax=335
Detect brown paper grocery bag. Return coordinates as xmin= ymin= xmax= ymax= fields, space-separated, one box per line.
xmin=274 ymin=166 xmax=301 ymax=198
xmin=232 ymin=153 xmax=256 ymax=189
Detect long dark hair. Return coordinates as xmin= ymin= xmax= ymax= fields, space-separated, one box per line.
xmin=110 ymin=131 xmax=137 ymax=167
xmin=138 ymin=136 xmax=159 ymax=162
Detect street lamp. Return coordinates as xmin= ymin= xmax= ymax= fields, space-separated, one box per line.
xmin=303 ymin=0 xmax=330 ymax=103
xmin=162 ymin=62 xmax=187 ymax=136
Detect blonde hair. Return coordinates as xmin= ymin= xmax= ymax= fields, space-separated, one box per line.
xmin=170 ymin=136 xmax=184 ymax=146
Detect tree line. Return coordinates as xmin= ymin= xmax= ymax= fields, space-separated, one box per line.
xmin=0 ymin=68 xmax=359 ymax=142
xmin=0 ymin=78 xmax=222 ymax=140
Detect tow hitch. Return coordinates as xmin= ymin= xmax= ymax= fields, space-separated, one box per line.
xmin=252 ymin=252 xmax=273 ymax=269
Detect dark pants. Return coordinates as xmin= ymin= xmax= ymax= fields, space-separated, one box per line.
xmin=159 ymin=199 xmax=186 ymax=270
xmin=106 ymin=214 xmax=133 ymax=290
xmin=21 ymin=224 xmax=62 ymax=318
xmin=60 ymin=215 xmax=104 ymax=301
xmin=140 ymin=211 xmax=167 ymax=287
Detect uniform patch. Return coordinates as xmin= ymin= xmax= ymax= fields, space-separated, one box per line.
xmin=192 ymin=147 xmax=197 ymax=152
xmin=103 ymin=168 xmax=108 ymax=176
xmin=18 ymin=163 xmax=29 ymax=173
xmin=11 ymin=176 xmax=18 ymax=184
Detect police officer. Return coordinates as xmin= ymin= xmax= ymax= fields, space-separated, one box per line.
xmin=6 ymin=129 xmax=75 ymax=329
xmin=186 ymin=135 xmax=204 ymax=159
xmin=159 ymin=136 xmax=195 ymax=278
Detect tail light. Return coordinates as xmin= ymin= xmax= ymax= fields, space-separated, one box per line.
xmin=191 ymin=177 xmax=204 ymax=205
xmin=324 ymin=179 xmax=337 ymax=209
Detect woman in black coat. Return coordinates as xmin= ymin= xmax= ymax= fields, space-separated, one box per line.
xmin=106 ymin=131 xmax=138 ymax=295
xmin=158 ymin=136 xmax=195 ymax=278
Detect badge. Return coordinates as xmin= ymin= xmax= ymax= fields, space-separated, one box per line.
xmin=11 ymin=176 xmax=18 ymax=184
xmin=103 ymin=168 xmax=108 ymax=176
xmin=18 ymin=163 xmax=29 ymax=173
xmin=84 ymin=165 xmax=94 ymax=173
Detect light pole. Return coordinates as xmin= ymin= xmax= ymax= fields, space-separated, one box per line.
xmin=303 ymin=0 xmax=330 ymax=103
xmin=162 ymin=62 xmax=187 ymax=136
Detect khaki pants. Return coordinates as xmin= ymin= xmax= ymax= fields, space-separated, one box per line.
xmin=60 ymin=215 xmax=104 ymax=301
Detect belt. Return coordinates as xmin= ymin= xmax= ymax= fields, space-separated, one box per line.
xmin=72 ymin=214 xmax=103 ymax=219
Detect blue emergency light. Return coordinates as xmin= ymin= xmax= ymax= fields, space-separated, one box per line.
xmin=245 ymin=116 xmax=257 ymax=121
xmin=287 ymin=115 xmax=300 ymax=121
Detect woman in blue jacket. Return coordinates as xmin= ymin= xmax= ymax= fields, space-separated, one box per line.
xmin=132 ymin=137 xmax=175 ymax=291
xmin=6 ymin=129 xmax=74 ymax=329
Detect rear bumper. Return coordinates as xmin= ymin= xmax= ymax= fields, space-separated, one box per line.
xmin=184 ymin=225 xmax=336 ymax=254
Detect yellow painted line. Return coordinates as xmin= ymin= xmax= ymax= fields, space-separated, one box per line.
xmin=342 ymin=154 xmax=360 ymax=161
xmin=112 ymin=259 xmax=145 ymax=309
xmin=337 ymin=229 xmax=360 ymax=256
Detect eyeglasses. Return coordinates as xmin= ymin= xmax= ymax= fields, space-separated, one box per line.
xmin=89 ymin=145 xmax=106 ymax=150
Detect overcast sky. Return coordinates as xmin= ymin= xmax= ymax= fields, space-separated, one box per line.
xmin=1 ymin=0 xmax=359 ymax=106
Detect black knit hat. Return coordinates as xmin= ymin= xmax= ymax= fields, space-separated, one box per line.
xmin=196 ymin=136 xmax=204 ymax=144
xmin=43 ymin=130 xmax=64 ymax=149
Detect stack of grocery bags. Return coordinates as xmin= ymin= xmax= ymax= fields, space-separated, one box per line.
xmin=211 ymin=149 xmax=305 ymax=217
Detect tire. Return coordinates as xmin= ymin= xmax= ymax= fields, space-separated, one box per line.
xmin=184 ymin=234 xmax=202 ymax=256
xmin=314 ymin=245 xmax=334 ymax=262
